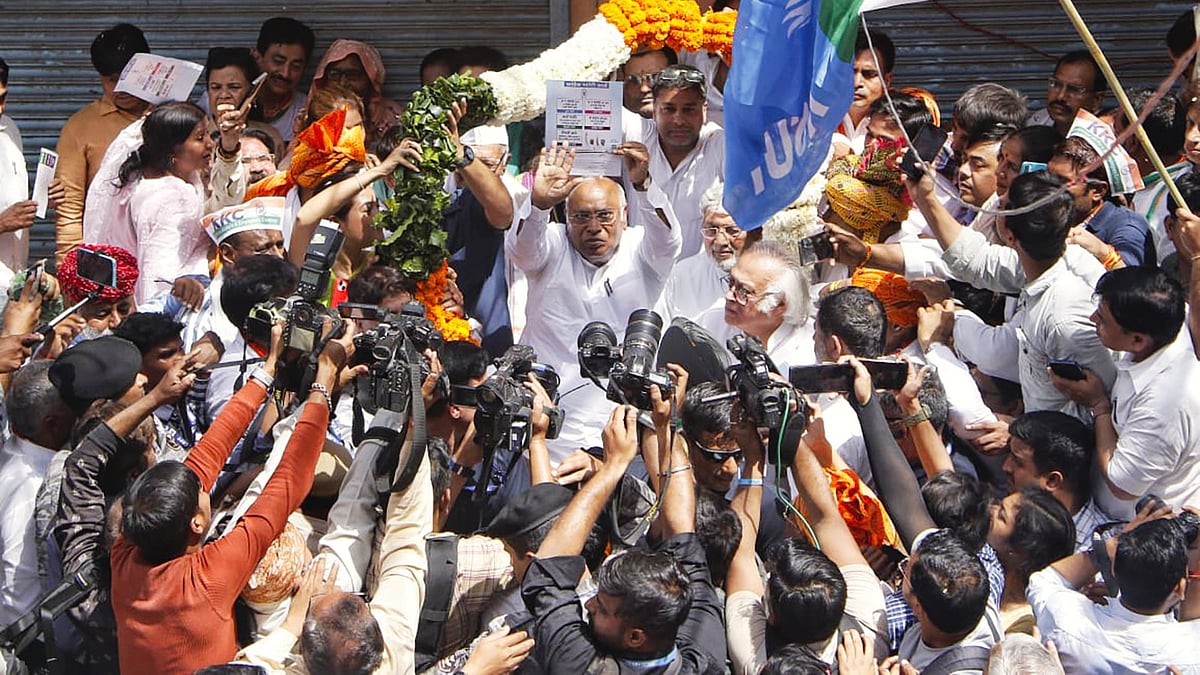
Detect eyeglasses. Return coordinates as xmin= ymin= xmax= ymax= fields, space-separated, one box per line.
xmin=241 ymin=154 xmax=274 ymax=165
xmin=1047 ymin=77 xmax=1093 ymax=99
xmin=898 ymin=557 xmax=912 ymax=585
xmin=701 ymin=225 xmax=744 ymax=240
xmin=567 ymin=209 xmax=618 ymax=226
xmin=623 ymin=73 xmax=656 ymax=87
xmin=722 ymin=275 xmax=777 ymax=306
xmin=326 ymin=67 xmax=368 ymax=83
xmin=688 ymin=435 xmax=743 ymax=464
xmin=655 ymin=66 xmax=706 ymax=89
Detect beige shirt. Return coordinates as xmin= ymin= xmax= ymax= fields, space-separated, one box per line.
xmin=53 ymin=95 xmax=141 ymax=265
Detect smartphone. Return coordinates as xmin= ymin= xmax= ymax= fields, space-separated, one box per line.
xmin=337 ymin=302 xmax=382 ymax=321
xmin=862 ymin=358 xmax=908 ymax=390
xmin=798 ymin=231 xmax=835 ymax=266
xmin=1048 ymin=359 xmax=1086 ymax=381
xmin=450 ymin=385 xmax=478 ymax=407
xmin=900 ymin=123 xmax=949 ymax=179
xmin=1019 ymin=161 xmax=1048 ymax=175
xmin=74 ymin=247 xmax=117 ymax=288
xmin=244 ymin=72 xmax=269 ymax=108
xmin=789 ymin=363 xmax=854 ymax=393
xmin=788 ymin=360 xmax=909 ymax=393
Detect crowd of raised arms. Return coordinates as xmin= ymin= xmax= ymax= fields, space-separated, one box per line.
xmin=2 ymin=5 xmax=1200 ymax=675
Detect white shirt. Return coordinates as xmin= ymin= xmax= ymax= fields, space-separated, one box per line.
xmin=642 ymin=121 xmax=725 ymax=260
xmin=0 ymin=115 xmax=29 ymax=288
xmin=1027 ymin=566 xmax=1200 ymax=674
xmin=898 ymin=601 xmax=1001 ymax=674
xmin=943 ymin=229 xmax=1117 ymax=420
xmin=1096 ymin=328 xmax=1200 ymax=518
xmin=506 ymin=183 xmax=681 ymax=463
xmin=655 ymin=251 xmax=727 ymax=324
xmin=725 ymin=564 xmax=888 ymax=674
xmin=902 ymin=341 xmax=998 ymax=441
xmin=1132 ymin=161 xmax=1191 ymax=264
xmin=0 ymin=435 xmax=58 ymax=626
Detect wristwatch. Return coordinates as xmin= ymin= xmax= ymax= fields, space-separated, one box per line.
xmin=900 ymin=405 xmax=932 ymax=429
xmin=448 ymin=460 xmax=476 ymax=479
xmin=455 ymin=145 xmax=475 ymax=170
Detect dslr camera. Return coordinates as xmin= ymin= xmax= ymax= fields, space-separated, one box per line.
xmin=725 ymin=335 xmax=804 ymax=433
xmin=243 ymin=222 xmax=347 ymax=392
xmin=577 ymin=309 xmax=674 ymax=411
xmin=339 ymin=301 xmax=446 ymax=414
xmin=472 ymin=345 xmax=563 ymax=501
xmin=1136 ymin=494 xmax=1200 ymax=546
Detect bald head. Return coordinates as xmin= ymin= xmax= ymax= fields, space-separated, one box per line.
xmin=565 ymin=178 xmax=628 ymax=266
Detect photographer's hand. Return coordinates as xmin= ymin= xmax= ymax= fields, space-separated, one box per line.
xmin=261 ymin=320 xmax=285 ymax=379
xmin=314 ymin=318 xmax=356 ymax=392
xmin=421 ymin=349 xmax=444 ymax=411
xmin=149 ymin=360 xmax=196 ymax=407
xmin=2 ymin=267 xmax=46 ymax=337
xmin=601 ymin=405 xmax=641 ymax=470
xmin=840 ymin=355 xmax=874 ymax=407
xmin=528 ymin=386 xmax=554 ymax=485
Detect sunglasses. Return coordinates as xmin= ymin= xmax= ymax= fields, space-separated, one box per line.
xmin=655 ymin=66 xmax=706 ymax=88
xmin=688 ymin=435 xmax=743 ymax=464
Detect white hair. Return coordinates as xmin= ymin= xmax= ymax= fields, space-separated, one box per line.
xmin=986 ymin=635 xmax=1064 ymax=675
xmin=699 ymin=179 xmax=728 ymax=218
xmin=745 ymin=240 xmax=810 ymax=325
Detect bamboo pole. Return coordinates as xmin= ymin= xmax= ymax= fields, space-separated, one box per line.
xmin=1057 ymin=0 xmax=1188 ymax=212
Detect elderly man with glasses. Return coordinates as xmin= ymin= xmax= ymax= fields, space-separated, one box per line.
xmin=656 ymin=180 xmax=761 ymax=323
xmin=699 ymin=240 xmax=816 ymax=372
xmin=505 ymin=142 xmax=680 ymax=479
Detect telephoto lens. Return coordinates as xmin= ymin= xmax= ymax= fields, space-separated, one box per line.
xmin=620 ymin=309 xmax=664 ymax=376
xmin=578 ymin=321 xmax=619 ymax=377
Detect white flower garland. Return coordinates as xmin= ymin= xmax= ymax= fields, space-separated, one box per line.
xmin=762 ymin=149 xmax=832 ymax=251
xmin=480 ymin=15 xmax=631 ymax=124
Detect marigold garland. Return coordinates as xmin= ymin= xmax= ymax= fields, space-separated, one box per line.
xmin=600 ymin=0 xmax=733 ymax=58
xmin=701 ymin=9 xmax=737 ymax=65
xmin=414 ymin=260 xmax=475 ymax=343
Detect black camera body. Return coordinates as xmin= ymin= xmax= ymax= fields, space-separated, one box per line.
xmin=726 ymin=335 xmax=795 ymax=431
xmin=578 ymin=309 xmax=674 ymax=411
xmin=1136 ymin=494 xmax=1200 ymax=546
xmin=474 ymin=345 xmax=563 ymax=450
xmin=241 ymin=221 xmax=347 ymax=394
xmin=343 ymin=302 xmax=446 ymax=413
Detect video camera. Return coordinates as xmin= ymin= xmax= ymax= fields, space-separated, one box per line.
xmin=471 ymin=345 xmax=562 ymax=501
xmin=577 ymin=309 xmax=674 ymax=411
xmin=338 ymin=301 xmax=446 ymax=414
xmin=725 ymin=335 xmax=805 ymax=433
xmin=243 ymin=221 xmax=346 ymax=393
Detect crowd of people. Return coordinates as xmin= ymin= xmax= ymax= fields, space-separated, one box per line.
xmin=1 ymin=3 xmax=1200 ymax=674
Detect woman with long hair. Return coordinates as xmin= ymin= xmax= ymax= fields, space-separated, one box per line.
xmin=85 ymin=102 xmax=214 ymax=303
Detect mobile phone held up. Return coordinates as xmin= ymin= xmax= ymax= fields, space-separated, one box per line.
xmin=788 ymin=359 xmax=908 ymax=393
xmin=900 ymin=123 xmax=949 ymax=180
xmin=798 ymin=230 xmax=835 ymax=266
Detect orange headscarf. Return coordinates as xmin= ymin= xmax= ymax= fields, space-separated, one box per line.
xmin=245 ymin=107 xmax=367 ymax=199
xmin=849 ymin=268 xmax=925 ymax=328
xmin=824 ymin=137 xmax=912 ymax=244
xmin=791 ymin=467 xmax=901 ymax=549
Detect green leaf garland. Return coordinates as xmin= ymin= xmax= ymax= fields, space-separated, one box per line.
xmin=374 ymin=73 xmax=499 ymax=280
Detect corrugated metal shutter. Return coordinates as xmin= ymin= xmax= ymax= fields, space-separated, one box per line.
xmin=865 ymin=1 xmax=1192 ymax=115
xmin=0 ymin=0 xmax=554 ymax=264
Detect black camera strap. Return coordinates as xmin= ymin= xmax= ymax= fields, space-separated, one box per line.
xmin=369 ymin=362 xmax=430 ymax=498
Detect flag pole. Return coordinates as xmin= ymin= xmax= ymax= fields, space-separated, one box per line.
xmin=1057 ymin=0 xmax=1188 ymax=211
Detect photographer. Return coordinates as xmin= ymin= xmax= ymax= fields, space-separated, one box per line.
xmin=723 ymin=397 xmax=889 ymax=672
xmin=110 ymin=315 xmax=355 ymax=674
xmin=521 ymin=385 xmax=726 ymax=674
xmin=1027 ymin=505 xmax=1200 ymax=672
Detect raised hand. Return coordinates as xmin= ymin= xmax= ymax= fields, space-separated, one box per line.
xmin=531 ymin=142 xmax=582 ymax=210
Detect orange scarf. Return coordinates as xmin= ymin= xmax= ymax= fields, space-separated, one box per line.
xmin=245 ymin=107 xmax=367 ymax=200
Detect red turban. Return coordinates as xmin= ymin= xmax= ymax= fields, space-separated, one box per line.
xmin=59 ymin=245 xmax=138 ymax=303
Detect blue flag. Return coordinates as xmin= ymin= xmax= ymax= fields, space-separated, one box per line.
xmin=723 ymin=0 xmax=866 ymax=230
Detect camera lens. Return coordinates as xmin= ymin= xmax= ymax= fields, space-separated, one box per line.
xmin=621 ymin=309 xmax=664 ymax=376
xmin=578 ymin=321 xmax=618 ymax=350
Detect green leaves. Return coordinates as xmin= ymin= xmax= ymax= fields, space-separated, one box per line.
xmin=373 ymin=73 xmax=499 ymax=279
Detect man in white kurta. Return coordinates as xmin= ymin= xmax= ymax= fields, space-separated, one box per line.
xmin=508 ymin=151 xmax=680 ymax=467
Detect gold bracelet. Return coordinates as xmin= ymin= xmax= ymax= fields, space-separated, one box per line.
xmin=858 ymin=244 xmax=874 ymax=269
xmin=657 ymin=465 xmax=693 ymax=477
